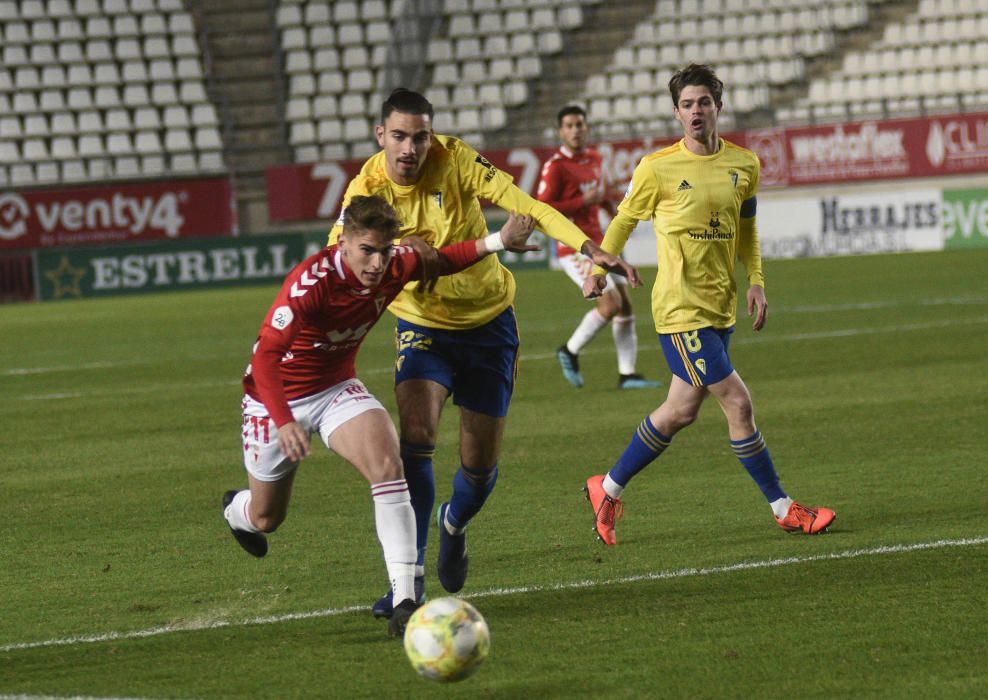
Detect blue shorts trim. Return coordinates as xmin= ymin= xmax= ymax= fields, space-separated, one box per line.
xmin=395 ymin=307 xmax=519 ymax=418
xmin=659 ymin=327 xmax=735 ymax=386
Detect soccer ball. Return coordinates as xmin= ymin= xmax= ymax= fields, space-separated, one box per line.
xmin=403 ymin=597 xmax=490 ymax=682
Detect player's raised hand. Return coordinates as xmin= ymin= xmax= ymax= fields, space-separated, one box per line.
xmin=582 ymin=274 xmax=607 ymax=299
xmin=499 ymin=212 xmax=541 ymax=253
xmin=405 ymin=233 xmax=441 ymax=293
xmin=277 ymin=421 xmax=311 ymax=463
xmin=580 ymin=241 xmax=641 ymax=287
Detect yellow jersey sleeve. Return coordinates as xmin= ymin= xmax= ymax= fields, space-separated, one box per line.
xmin=455 ymin=141 xmax=590 ymax=252
xmin=736 ymin=156 xmax=764 ymax=288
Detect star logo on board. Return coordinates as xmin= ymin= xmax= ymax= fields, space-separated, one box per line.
xmin=44 ymin=255 xmax=87 ymax=299
xmin=677 ymin=180 xmax=692 ymax=191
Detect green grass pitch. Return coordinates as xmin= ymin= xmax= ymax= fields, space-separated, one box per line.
xmin=1 ymin=249 xmax=986 ymax=698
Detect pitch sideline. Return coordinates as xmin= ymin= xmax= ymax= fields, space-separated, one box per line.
xmin=2 ymin=536 xmax=985 ymax=654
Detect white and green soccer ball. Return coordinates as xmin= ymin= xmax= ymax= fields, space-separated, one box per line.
xmin=403 ymin=597 xmax=491 ymax=682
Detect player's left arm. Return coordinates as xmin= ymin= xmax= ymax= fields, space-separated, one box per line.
xmin=407 ymin=213 xmax=539 ymax=288
xmin=461 ymin=142 xmax=639 ymax=284
xmin=737 ymin=159 xmax=767 ymax=331
xmin=499 ymin=184 xmax=639 ymax=284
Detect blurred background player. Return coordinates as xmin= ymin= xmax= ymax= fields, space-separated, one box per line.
xmin=224 ymin=195 xmax=538 ymax=636
xmin=329 ymin=89 xmax=639 ymax=618
xmin=581 ymin=65 xmax=835 ymax=545
xmin=538 ymin=105 xmax=661 ymax=390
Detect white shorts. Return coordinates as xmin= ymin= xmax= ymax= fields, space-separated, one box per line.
xmin=241 ymin=378 xmax=385 ymax=482
xmin=559 ymin=252 xmax=627 ymax=295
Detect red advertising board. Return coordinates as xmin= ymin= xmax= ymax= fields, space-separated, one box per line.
xmin=743 ymin=112 xmax=988 ymax=187
xmin=0 ymin=177 xmax=237 ymax=250
xmin=266 ymin=112 xmax=988 ymax=223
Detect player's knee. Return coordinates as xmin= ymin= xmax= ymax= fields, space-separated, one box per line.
xmin=723 ymin=394 xmax=754 ymax=424
xmin=667 ymin=406 xmax=699 ymax=432
xmin=401 ymin=421 xmax=437 ymax=446
xmin=372 ymin=452 xmax=404 ymax=482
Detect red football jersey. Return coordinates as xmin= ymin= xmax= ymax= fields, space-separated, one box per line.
xmin=536 ymin=146 xmax=606 ymax=257
xmin=243 ymin=241 xmax=478 ymax=426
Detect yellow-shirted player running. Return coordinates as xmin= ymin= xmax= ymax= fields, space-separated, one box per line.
xmin=582 ymin=64 xmax=835 ymax=545
xmin=329 ymin=89 xmax=639 ymax=618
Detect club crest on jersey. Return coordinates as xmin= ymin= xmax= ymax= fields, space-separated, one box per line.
xmin=709 ymin=211 xmax=720 ymax=229
xmin=695 ymin=358 xmax=707 ymax=375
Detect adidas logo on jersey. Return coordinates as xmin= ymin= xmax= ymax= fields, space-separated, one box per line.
xmin=677 ymin=180 xmax=692 ymax=191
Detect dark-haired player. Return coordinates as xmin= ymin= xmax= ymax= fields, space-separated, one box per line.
xmin=329 ymin=89 xmax=640 ymax=617
xmin=537 ymin=105 xmax=660 ymax=390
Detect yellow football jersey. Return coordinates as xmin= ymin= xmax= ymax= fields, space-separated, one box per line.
xmin=599 ymin=138 xmax=764 ymax=334
xmin=330 ymin=134 xmax=589 ymax=329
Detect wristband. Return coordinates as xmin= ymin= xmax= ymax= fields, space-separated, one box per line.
xmin=483 ymin=231 xmax=505 ymax=253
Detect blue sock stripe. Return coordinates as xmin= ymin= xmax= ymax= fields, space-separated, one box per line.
xmin=447 ymin=464 xmax=499 ymax=529
xmin=609 ymin=417 xmax=671 ymax=486
xmin=459 ymin=463 xmax=496 ymax=483
xmin=732 ymin=441 xmax=767 ymax=459
xmin=399 ymin=440 xmax=436 ymax=459
xmin=636 ymin=418 xmax=671 ymax=452
xmin=732 ymin=431 xmax=786 ymax=503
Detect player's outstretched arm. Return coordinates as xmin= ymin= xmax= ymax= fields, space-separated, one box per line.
xmin=580 ymin=240 xmax=641 ymax=287
xmin=495 ymin=211 xmax=539 ymax=253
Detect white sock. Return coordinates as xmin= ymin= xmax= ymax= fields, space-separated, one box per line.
xmin=566 ymin=309 xmax=608 ymax=355
xmin=603 ymin=473 xmax=625 ymax=499
xmin=770 ymin=496 xmax=794 ymax=519
xmin=224 ymin=490 xmax=261 ymax=533
xmin=372 ymin=480 xmax=417 ymax=604
xmin=612 ymin=314 xmax=638 ymax=375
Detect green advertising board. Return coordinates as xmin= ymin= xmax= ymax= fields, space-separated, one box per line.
xmin=37 ymin=232 xmax=327 ymax=301
xmin=35 ymin=225 xmax=547 ymax=302
xmin=942 ymin=188 xmax=988 ymax=250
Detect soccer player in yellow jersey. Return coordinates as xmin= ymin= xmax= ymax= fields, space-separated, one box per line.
xmin=329 ymin=89 xmax=639 ymax=616
xmin=582 ymin=64 xmax=835 ymax=545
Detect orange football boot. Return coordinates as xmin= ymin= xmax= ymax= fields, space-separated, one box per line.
xmin=775 ymin=501 xmax=836 ymax=534
xmin=584 ymin=475 xmax=623 ymax=545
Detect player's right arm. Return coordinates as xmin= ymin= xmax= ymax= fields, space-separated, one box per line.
xmin=250 ymin=293 xmax=315 ymax=462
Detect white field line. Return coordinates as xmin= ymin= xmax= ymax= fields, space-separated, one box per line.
xmin=2 ymin=536 xmax=984 ymax=655
xmin=0 ymin=696 xmax=190 ymax=700
xmin=14 ymin=315 xmax=988 ymax=402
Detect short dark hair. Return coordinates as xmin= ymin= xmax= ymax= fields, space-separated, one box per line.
xmin=556 ymin=105 xmax=587 ymax=126
xmin=668 ymin=63 xmax=724 ymax=107
xmin=381 ymin=88 xmax=434 ymax=123
xmin=343 ymin=195 xmax=401 ymax=239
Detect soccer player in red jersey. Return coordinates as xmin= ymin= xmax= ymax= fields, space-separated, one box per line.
xmin=222 ymin=195 xmax=537 ymax=636
xmin=537 ymin=105 xmax=660 ymax=390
